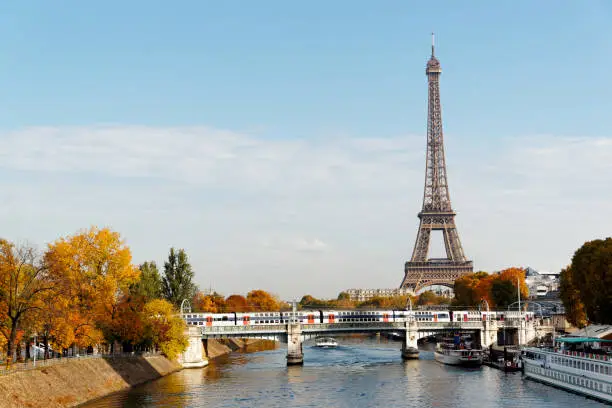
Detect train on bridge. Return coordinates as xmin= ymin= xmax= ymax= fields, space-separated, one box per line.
xmin=183 ymin=309 xmax=535 ymax=327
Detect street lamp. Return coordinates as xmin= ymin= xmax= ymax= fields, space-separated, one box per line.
xmin=33 ymin=332 xmax=37 ymax=367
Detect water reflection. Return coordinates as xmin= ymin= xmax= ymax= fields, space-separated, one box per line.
xmin=82 ymin=336 xmax=608 ymax=408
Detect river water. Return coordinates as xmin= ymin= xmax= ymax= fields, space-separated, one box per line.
xmin=82 ymin=337 xmax=609 ymax=408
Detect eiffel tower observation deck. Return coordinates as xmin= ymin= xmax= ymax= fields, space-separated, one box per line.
xmin=400 ymin=35 xmax=473 ymax=292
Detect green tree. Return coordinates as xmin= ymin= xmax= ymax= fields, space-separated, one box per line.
xmin=337 ymin=292 xmax=350 ymax=301
xmin=416 ymin=291 xmax=448 ymax=306
xmin=559 ymin=266 xmax=587 ymax=328
xmin=569 ymin=238 xmax=612 ymax=324
xmin=162 ymin=248 xmax=198 ymax=309
xmin=490 ymin=279 xmax=516 ymax=309
xmin=131 ymin=261 xmax=162 ymax=301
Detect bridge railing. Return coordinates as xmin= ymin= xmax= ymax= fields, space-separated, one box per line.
xmin=301 ymin=322 xmax=405 ymax=331
xmin=201 ymin=324 xmax=287 ymax=335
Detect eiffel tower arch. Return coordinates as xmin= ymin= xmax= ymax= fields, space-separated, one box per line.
xmin=400 ymin=35 xmax=473 ymax=292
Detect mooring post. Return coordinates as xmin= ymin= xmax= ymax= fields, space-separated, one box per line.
xmin=401 ymin=316 xmax=419 ymax=360
xmin=286 ymin=301 xmax=303 ymax=365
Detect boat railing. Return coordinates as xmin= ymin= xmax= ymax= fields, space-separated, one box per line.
xmin=559 ymin=349 xmax=611 ymax=362
xmin=529 ymin=347 xmax=612 ymax=362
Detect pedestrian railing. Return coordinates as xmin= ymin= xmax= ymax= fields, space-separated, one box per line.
xmin=0 ymin=351 xmax=161 ymax=376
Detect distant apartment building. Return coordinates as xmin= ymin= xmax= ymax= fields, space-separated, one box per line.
xmin=345 ymin=288 xmax=414 ymax=302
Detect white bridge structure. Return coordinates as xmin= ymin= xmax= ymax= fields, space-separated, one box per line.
xmin=180 ymin=303 xmax=553 ymax=365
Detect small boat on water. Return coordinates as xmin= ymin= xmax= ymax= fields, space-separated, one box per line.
xmin=484 ymin=345 xmax=522 ymax=372
xmin=315 ymin=337 xmax=338 ymax=348
xmin=434 ymin=334 xmax=483 ymax=367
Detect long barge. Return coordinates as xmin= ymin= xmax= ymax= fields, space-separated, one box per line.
xmin=522 ymin=337 xmax=612 ymax=404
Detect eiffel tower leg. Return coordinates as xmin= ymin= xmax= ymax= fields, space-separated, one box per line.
xmin=411 ymin=220 xmax=431 ymax=262
xmin=442 ymin=226 xmax=455 ymax=262
xmin=445 ymin=227 xmax=466 ymax=262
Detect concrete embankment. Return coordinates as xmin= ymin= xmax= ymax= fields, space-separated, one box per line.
xmin=0 ymin=355 xmax=181 ymax=408
xmin=204 ymin=338 xmax=276 ymax=359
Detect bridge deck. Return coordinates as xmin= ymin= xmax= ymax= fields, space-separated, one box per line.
xmin=199 ymin=320 xmax=507 ymax=338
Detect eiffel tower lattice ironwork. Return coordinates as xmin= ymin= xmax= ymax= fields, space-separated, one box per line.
xmin=400 ymin=35 xmax=473 ymax=292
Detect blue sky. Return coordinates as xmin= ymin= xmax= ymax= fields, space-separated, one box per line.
xmin=1 ymin=1 xmax=611 ymax=298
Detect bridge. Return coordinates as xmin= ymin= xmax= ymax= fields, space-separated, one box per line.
xmin=178 ymin=304 xmax=553 ymax=366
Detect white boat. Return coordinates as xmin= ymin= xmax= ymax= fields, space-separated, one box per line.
xmin=434 ymin=335 xmax=483 ymax=367
xmin=522 ymin=337 xmax=612 ymax=404
xmin=315 ymin=337 xmax=338 ymax=348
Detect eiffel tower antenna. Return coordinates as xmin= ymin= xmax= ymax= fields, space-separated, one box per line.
xmin=431 ymin=32 xmax=435 ymax=57
xmin=400 ymin=36 xmax=473 ymax=293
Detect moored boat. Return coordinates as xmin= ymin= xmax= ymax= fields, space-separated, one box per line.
xmin=315 ymin=337 xmax=338 ymax=348
xmin=484 ymin=345 xmax=523 ymax=372
xmin=522 ymin=336 xmax=612 ymax=403
xmin=434 ymin=334 xmax=483 ymax=367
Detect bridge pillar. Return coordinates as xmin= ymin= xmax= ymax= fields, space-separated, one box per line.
xmin=401 ymin=320 xmax=419 ymax=360
xmin=480 ymin=319 xmax=498 ymax=348
xmin=521 ymin=320 xmax=537 ymax=345
xmin=286 ymin=323 xmax=303 ymax=365
xmin=178 ymin=326 xmax=208 ymax=368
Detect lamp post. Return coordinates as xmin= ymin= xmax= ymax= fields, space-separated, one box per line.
xmin=33 ymin=332 xmax=37 ymax=367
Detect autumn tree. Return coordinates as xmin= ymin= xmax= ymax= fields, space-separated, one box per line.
xmin=416 ymin=291 xmax=448 ymax=306
xmin=246 ymin=290 xmax=279 ymax=311
xmin=0 ymin=240 xmax=54 ymax=363
xmin=567 ymin=238 xmax=612 ymax=324
xmin=162 ymin=248 xmax=197 ymax=309
xmin=192 ymin=291 xmax=226 ymax=313
xmin=44 ymin=227 xmax=140 ymax=350
xmin=559 ymin=266 xmax=587 ymax=328
xmin=453 ymin=272 xmax=489 ymax=306
xmin=130 ymin=261 xmax=162 ymax=301
xmin=497 ymin=267 xmax=528 ymax=300
xmin=490 ymin=279 xmax=516 ymax=309
xmin=337 ymin=292 xmax=350 ymax=301
xmin=141 ymin=299 xmax=187 ymax=360
xmin=225 ymin=295 xmax=251 ymax=312
xmin=35 ymin=289 xmax=73 ymax=358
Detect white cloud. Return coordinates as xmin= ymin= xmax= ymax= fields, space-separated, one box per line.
xmin=0 ymin=126 xmax=610 ymax=298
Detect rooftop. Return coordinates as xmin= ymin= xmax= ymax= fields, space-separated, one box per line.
xmin=569 ymin=325 xmax=612 ymax=339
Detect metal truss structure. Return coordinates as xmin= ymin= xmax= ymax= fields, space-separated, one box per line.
xmin=400 ymin=36 xmax=473 ymax=292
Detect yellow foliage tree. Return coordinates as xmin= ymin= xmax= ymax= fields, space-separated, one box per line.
xmin=246 ymin=290 xmax=280 ymax=311
xmin=142 ymin=299 xmax=187 ymax=361
xmin=44 ymin=226 xmax=140 ymax=350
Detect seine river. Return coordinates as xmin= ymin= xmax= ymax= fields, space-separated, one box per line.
xmin=82 ymin=337 xmax=608 ymax=408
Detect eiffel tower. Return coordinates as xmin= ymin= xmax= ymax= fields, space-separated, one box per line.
xmin=400 ymin=35 xmax=473 ymax=292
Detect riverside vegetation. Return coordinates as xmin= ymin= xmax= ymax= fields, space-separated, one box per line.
xmin=1 ymin=225 xmax=608 ymax=369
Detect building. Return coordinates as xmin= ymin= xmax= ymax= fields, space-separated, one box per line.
xmin=525 ymin=267 xmax=560 ymax=298
xmin=345 ymin=288 xmax=414 ymax=302
xmin=551 ymin=312 xmax=578 ymax=334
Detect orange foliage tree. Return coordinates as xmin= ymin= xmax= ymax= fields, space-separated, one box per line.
xmin=0 ymin=240 xmax=54 ymax=363
xmin=453 ymin=272 xmax=489 ymax=307
xmin=225 ymin=295 xmax=251 ymax=312
xmin=192 ymin=291 xmax=226 ymax=313
xmin=453 ymin=268 xmax=527 ymax=309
